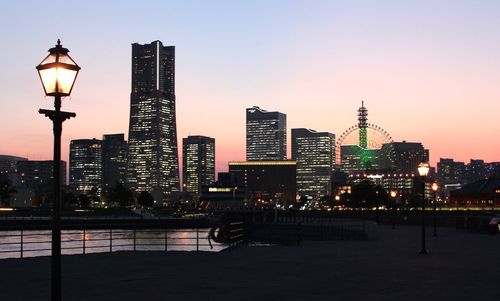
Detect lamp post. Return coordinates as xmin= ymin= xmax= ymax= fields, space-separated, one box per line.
xmin=36 ymin=40 xmax=80 ymax=301
xmin=417 ymin=162 xmax=430 ymax=255
xmin=390 ymin=190 xmax=397 ymax=229
xmin=432 ymin=182 xmax=439 ymax=237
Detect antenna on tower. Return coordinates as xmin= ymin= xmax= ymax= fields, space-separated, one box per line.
xmin=358 ymin=101 xmax=368 ymax=148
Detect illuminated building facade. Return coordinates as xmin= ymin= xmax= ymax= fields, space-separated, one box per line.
xmin=228 ymin=161 xmax=296 ymax=206
xmin=246 ymin=106 xmax=286 ymax=161
xmin=292 ymin=128 xmax=336 ymax=199
xmin=102 ymin=134 xmax=128 ymax=192
xmin=127 ymin=40 xmax=180 ymax=202
xmin=182 ymin=135 xmax=215 ymax=196
xmin=70 ymin=139 xmax=102 ymax=196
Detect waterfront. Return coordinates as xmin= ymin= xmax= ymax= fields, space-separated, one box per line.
xmin=0 ymin=225 xmax=498 ymax=301
xmin=0 ymin=229 xmax=224 ymax=259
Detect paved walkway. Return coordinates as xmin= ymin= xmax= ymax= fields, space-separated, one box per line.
xmin=1 ymin=225 xmax=499 ymax=300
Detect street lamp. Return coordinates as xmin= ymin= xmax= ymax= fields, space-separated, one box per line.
xmin=417 ymin=162 xmax=430 ymax=255
xmin=36 ymin=39 xmax=80 ymax=301
xmin=432 ymin=182 xmax=439 ymax=237
xmin=390 ymin=190 xmax=397 ymax=229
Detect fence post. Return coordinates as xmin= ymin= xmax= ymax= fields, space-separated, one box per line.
xmin=109 ymin=229 xmax=113 ymax=253
xmin=165 ymin=229 xmax=168 ymax=251
xmin=20 ymin=229 xmax=23 ymax=259
xmin=133 ymin=229 xmax=136 ymax=252
xmin=83 ymin=229 xmax=86 ymax=255
xmin=196 ymin=228 xmax=199 ymax=251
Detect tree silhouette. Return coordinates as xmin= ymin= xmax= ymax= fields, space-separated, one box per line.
xmin=350 ymin=180 xmax=376 ymax=208
xmin=105 ymin=183 xmax=133 ymax=207
xmin=137 ymin=191 xmax=154 ymax=208
xmin=0 ymin=176 xmax=17 ymax=207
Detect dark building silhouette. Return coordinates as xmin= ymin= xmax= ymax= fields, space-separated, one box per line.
xmin=246 ymin=106 xmax=286 ymax=161
xmin=17 ymin=160 xmax=67 ymax=189
xmin=464 ymin=159 xmax=488 ymax=183
xmin=450 ymin=178 xmax=500 ymax=208
xmin=292 ymin=128 xmax=336 ymax=200
xmin=0 ymin=155 xmax=27 ymax=174
xmin=70 ymin=139 xmax=102 ymax=197
xmin=127 ymin=40 xmax=180 ymax=202
xmin=182 ymin=135 xmax=215 ymax=196
xmin=102 ymin=134 xmax=128 ymax=192
xmin=437 ymin=158 xmax=466 ymax=186
xmin=228 ymin=161 xmax=296 ymax=207
xmin=382 ymin=141 xmax=429 ymax=174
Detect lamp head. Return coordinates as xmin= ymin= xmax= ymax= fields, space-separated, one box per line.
xmin=36 ymin=39 xmax=80 ymax=97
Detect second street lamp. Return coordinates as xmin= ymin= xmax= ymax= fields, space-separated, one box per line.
xmin=390 ymin=190 xmax=397 ymax=229
xmin=36 ymin=39 xmax=80 ymax=301
xmin=417 ymin=162 xmax=430 ymax=255
xmin=432 ymin=182 xmax=439 ymax=237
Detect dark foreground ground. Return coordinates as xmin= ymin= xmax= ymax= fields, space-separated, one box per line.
xmin=1 ymin=225 xmax=499 ymax=301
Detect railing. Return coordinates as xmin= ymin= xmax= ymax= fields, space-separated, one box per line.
xmin=0 ymin=227 xmax=230 ymax=259
xmin=228 ymin=221 xmax=245 ymax=247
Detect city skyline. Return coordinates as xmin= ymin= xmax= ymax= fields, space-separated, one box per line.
xmin=1 ymin=1 xmax=499 ymax=173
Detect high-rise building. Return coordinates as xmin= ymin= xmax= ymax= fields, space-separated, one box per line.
xmin=182 ymin=135 xmax=215 ymax=196
xmin=102 ymin=134 xmax=128 ymax=192
xmin=292 ymin=128 xmax=336 ymax=199
xmin=70 ymin=139 xmax=102 ymax=197
xmin=246 ymin=106 xmax=286 ymax=161
xmin=437 ymin=158 xmax=465 ymax=185
xmin=127 ymin=40 xmax=180 ymax=202
xmin=465 ymin=159 xmax=488 ymax=184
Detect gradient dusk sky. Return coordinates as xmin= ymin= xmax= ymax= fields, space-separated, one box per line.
xmin=0 ymin=0 xmax=499 ymax=174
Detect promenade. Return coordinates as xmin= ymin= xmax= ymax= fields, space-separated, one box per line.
xmin=1 ymin=225 xmax=498 ymax=301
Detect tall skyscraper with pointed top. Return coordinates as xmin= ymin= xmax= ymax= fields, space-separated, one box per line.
xmin=127 ymin=40 xmax=180 ymax=202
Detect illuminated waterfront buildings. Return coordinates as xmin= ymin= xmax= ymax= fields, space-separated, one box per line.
xmin=182 ymin=135 xmax=215 ymax=196
xmin=127 ymin=40 xmax=180 ymax=202
xmin=246 ymin=106 xmax=286 ymax=161
xmin=69 ymin=139 xmax=102 ymax=197
xmin=292 ymin=128 xmax=336 ymax=199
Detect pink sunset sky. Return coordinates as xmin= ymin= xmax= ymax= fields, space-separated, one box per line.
xmin=0 ymin=1 xmax=499 ymax=174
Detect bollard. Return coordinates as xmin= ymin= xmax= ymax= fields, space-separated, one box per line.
xmin=164 ymin=229 xmax=168 ymax=251
xmin=196 ymin=228 xmax=199 ymax=251
xmin=109 ymin=229 xmax=113 ymax=253
xmin=83 ymin=229 xmax=86 ymax=255
xmin=20 ymin=230 xmax=23 ymax=259
xmin=297 ymin=222 xmax=302 ymax=246
xmin=133 ymin=229 xmax=136 ymax=251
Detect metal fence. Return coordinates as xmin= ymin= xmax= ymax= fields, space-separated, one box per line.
xmin=0 ymin=223 xmax=245 ymax=259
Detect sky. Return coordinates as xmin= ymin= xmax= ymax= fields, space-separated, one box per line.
xmin=0 ymin=0 xmax=499 ymax=174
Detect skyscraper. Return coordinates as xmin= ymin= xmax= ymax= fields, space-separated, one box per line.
xmin=246 ymin=106 xmax=286 ymax=161
xmin=127 ymin=40 xmax=180 ymax=202
xmin=69 ymin=139 xmax=102 ymax=197
xmin=292 ymin=128 xmax=336 ymax=199
xmin=102 ymin=134 xmax=128 ymax=192
xmin=182 ymin=135 xmax=215 ymax=196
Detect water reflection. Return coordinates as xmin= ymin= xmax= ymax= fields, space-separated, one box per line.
xmin=0 ymin=229 xmax=225 ymax=259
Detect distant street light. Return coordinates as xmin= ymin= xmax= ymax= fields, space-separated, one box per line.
xmin=390 ymin=190 xmax=397 ymax=229
xmin=417 ymin=162 xmax=430 ymax=255
xmin=432 ymin=182 xmax=439 ymax=237
xmin=36 ymin=39 xmax=80 ymax=301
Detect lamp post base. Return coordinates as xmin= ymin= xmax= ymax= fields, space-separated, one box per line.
xmin=419 ymin=249 xmax=428 ymax=255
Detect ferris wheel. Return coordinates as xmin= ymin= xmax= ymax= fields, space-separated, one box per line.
xmin=335 ymin=102 xmax=395 ymax=167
